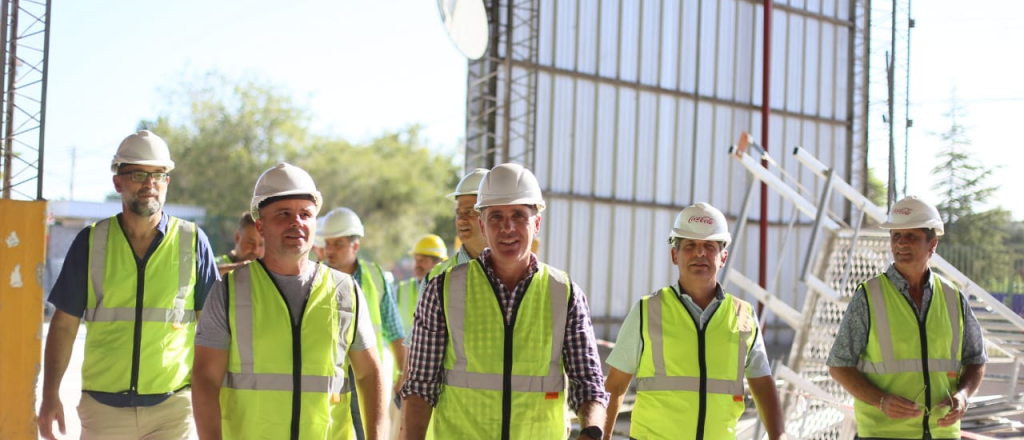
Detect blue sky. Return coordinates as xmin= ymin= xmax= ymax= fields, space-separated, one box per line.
xmin=42 ymin=0 xmax=1024 ymax=220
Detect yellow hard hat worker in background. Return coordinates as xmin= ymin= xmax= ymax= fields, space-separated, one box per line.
xmin=391 ymin=233 xmax=447 ymax=439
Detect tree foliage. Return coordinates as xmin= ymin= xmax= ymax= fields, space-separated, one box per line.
xmin=141 ymin=72 xmax=459 ymax=265
xmin=930 ymin=93 xmax=1012 ymax=289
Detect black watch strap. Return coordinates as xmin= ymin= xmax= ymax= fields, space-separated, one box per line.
xmin=580 ymin=425 xmax=603 ymax=439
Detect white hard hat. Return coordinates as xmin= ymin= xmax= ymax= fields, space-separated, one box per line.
xmin=474 ymin=163 xmax=545 ymax=213
xmin=447 ymin=168 xmax=489 ymax=201
xmin=880 ymin=195 xmax=944 ymax=236
xmin=668 ymin=203 xmax=732 ymax=248
xmin=312 ymin=216 xmax=326 ymax=248
xmin=110 ymin=130 xmax=175 ymax=173
xmin=250 ymin=163 xmax=323 ymax=220
xmin=320 ymin=207 xmax=365 ymax=239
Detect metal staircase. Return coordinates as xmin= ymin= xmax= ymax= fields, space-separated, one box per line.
xmin=723 ymin=135 xmax=1024 ymax=439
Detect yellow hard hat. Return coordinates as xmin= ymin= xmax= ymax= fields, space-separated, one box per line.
xmin=410 ymin=234 xmax=448 ymax=260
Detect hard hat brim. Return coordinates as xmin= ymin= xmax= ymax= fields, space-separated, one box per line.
xmin=668 ymin=229 xmax=732 ymax=247
xmin=447 ymin=191 xmax=479 ymax=202
xmin=250 ymin=190 xmax=323 ymax=221
xmin=474 ymin=199 xmax=546 ymax=213
xmin=111 ymin=159 xmax=176 ymax=173
xmin=879 ymin=220 xmax=944 ymax=236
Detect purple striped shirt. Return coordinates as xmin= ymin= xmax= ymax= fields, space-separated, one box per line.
xmin=400 ymin=249 xmax=609 ymax=412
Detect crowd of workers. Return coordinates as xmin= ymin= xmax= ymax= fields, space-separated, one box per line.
xmin=35 ymin=129 xmax=985 ymax=440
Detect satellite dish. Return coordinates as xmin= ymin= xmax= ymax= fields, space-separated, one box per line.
xmin=437 ymin=0 xmax=489 ymax=60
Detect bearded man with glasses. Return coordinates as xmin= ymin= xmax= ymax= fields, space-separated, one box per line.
xmin=38 ymin=130 xmax=219 ymax=440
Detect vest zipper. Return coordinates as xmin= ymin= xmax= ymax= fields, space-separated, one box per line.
xmin=695 ymin=321 xmax=708 ymax=440
xmin=130 ymin=257 xmax=145 ymax=405
xmin=495 ymin=274 xmax=530 ymax=440
xmin=895 ymin=280 xmax=933 ymax=438
xmin=916 ymin=304 xmax=932 ymax=438
xmin=262 ymin=261 xmax=307 ymax=440
xmin=678 ymin=294 xmax=718 ymax=440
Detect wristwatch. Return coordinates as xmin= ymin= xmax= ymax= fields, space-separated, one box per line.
xmin=580 ymin=425 xmax=603 ymax=439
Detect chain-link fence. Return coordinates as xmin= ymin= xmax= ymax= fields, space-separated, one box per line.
xmin=941 ymin=244 xmax=1024 ymax=295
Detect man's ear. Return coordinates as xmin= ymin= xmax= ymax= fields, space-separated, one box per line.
xmin=670 ymin=246 xmax=679 ymax=266
xmin=113 ymin=175 xmax=123 ymax=193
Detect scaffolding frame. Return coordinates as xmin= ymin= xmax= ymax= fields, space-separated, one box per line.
xmin=0 ymin=0 xmax=51 ymax=201
xmin=464 ymin=0 xmax=539 ymax=171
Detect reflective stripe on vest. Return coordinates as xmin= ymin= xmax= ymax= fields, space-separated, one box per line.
xmin=634 ymin=293 xmax=749 ymax=397
xmin=86 ymin=218 xmax=196 ymax=326
xmin=857 ymin=276 xmax=961 ymax=375
xmin=443 ymin=263 xmax=567 ymax=392
xmin=226 ymin=265 xmax=351 ymax=395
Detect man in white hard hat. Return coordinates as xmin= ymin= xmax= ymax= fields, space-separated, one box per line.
xmin=317 ymin=206 xmax=407 ymax=440
xmin=401 ymin=163 xmax=609 ymax=440
xmin=192 ymin=163 xmax=386 ymax=439
xmin=215 ymin=211 xmax=265 ymax=276
xmin=602 ymin=202 xmax=785 ymax=439
xmin=421 ymin=168 xmax=490 ymax=286
xmin=829 ymin=195 xmax=986 ymax=439
xmin=38 ymin=130 xmax=219 ymax=439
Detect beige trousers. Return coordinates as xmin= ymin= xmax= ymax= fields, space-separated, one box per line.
xmin=77 ymin=390 xmax=196 ymax=440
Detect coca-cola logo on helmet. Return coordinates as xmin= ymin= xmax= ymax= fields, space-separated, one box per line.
xmin=894 ymin=208 xmax=913 ymax=216
xmin=688 ymin=215 xmax=714 ymax=225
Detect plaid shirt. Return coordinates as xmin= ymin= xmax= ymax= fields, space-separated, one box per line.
xmin=400 ymin=249 xmax=610 ymax=411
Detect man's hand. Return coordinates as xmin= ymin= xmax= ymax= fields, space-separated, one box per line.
xmin=37 ymin=396 xmax=66 ymax=440
xmin=879 ymin=393 xmax=922 ymax=419
xmin=936 ymin=389 xmax=969 ymax=427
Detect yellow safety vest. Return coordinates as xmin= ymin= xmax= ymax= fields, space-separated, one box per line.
xmin=357 ymin=259 xmax=386 ymax=354
xmin=83 ymin=215 xmax=197 ymax=395
xmin=221 ymin=262 xmax=358 ymax=440
xmin=434 ymin=260 xmax=571 ymax=440
xmin=632 ymin=289 xmax=755 ymax=440
xmin=396 ymin=278 xmax=418 ymax=332
xmin=855 ymin=274 xmax=964 ymax=439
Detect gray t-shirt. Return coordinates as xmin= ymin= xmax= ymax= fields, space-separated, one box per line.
xmin=196 ymin=262 xmax=375 ymax=352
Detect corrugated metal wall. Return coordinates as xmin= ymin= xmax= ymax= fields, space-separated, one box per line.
xmin=468 ymin=0 xmax=868 ymax=346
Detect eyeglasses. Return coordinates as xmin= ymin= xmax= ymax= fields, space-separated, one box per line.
xmin=912 ymin=386 xmax=953 ymax=417
xmin=455 ymin=208 xmax=479 ymax=220
xmin=118 ymin=171 xmax=170 ymax=183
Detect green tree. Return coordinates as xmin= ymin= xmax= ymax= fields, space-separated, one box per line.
xmin=295 ymin=127 xmax=459 ymax=264
xmin=866 ymin=168 xmax=887 ymax=208
xmin=930 ymin=93 xmax=1011 ymax=289
xmin=141 ymin=72 xmax=459 ymax=266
